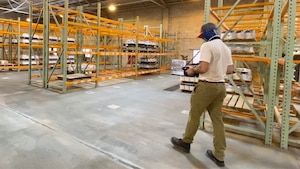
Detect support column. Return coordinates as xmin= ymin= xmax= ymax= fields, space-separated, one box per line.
xmin=265 ymin=0 xmax=283 ymax=146
xmin=95 ymin=3 xmax=101 ymax=87
xmin=162 ymin=7 xmax=169 ymax=64
xmin=281 ymin=0 xmax=297 ymax=149
xmin=199 ymin=0 xmax=211 ymax=130
xmin=17 ymin=17 xmax=20 ymax=72
xmin=28 ymin=1 xmax=33 ymax=85
xmin=8 ymin=24 xmax=12 ymax=63
xmin=162 ymin=8 xmax=169 ymax=33
xmin=159 ymin=24 xmax=163 ymax=69
xmin=103 ymin=35 xmax=107 ymax=70
xmin=1 ymin=22 xmax=4 ymax=60
xmin=76 ymin=6 xmax=83 ymax=74
xmin=135 ymin=16 xmax=139 ymax=76
xmin=118 ymin=18 xmax=123 ymax=70
xmin=43 ymin=0 xmax=50 ymax=88
xmin=62 ymin=0 xmax=69 ymax=93
xmin=217 ymin=0 xmax=223 ymax=33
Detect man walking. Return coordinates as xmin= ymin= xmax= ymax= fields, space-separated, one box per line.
xmin=171 ymin=22 xmax=233 ymax=167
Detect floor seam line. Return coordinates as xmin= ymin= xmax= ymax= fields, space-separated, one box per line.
xmin=1 ymin=104 xmax=143 ymax=169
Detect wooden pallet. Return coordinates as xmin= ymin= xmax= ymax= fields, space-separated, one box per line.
xmin=223 ymin=94 xmax=254 ymax=110
xmin=274 ymin=105 xmax=300 ymax=127
xmin=221 ymin=93 xmax=267 ymax=121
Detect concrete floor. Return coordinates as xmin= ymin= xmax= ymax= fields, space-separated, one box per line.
xmin=0 ymin=71 xmax=300 ymax=169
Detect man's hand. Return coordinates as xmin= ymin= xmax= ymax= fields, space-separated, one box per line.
xmin=185 ymin=66 xmax=195 ymax=76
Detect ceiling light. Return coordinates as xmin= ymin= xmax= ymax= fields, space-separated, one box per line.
xmin=26 ymin=18 xmax=30 ymax=22
xmin=108 ymin=4 xmax=116 ymax=11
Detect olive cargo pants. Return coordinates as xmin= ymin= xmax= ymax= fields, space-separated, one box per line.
xmin=182 ymin=81 xmax=226 ymax=161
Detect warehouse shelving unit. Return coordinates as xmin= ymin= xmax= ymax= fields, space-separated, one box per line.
xmin=26 ymin=0 xmax=176 ymax=93
xmin=0 ymin=18 xmax=21 ymax=71
xmin=200 ymin=0 xmax=300 ymax=149
xmin=0 ymin=17 xmax=48 ymax=72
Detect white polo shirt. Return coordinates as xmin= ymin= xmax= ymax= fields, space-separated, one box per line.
xmin=198 ymin=39 xmax=232 ymax=82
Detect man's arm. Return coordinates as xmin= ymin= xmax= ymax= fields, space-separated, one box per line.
xmin=185 ymin=61 xmax=209 ymax=76
xmin=193 ymin=61 xmax=209 ymax=74
xmin=226 ymin=65 xmax=234 ymax=74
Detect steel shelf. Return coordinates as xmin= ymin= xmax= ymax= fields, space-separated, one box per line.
xmin=201 ymin=0 xmax=300 ymax=149
xmin=24 ymin=1 xmax=177 ymax=93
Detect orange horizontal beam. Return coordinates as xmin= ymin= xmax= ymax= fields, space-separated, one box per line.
xmin=232 ymin=56 xmax=271 ymax=63
xmin=232 ymin=56 xmax=287 ymax=65
xmin=64 ymin=68 xmax=164 ymax=86
xmin=0 ymin=31 xmax=19 ymax=35
xmin=0 ymin=18 xmax=20 ymax=24
xmin=66 ymin=51 xmax=176 ymax=56
xmin=211 ymin=2 xmax=274 ymax=11
xmin=225 ymin=17 xmax=269 ymax=22
xmin=218 ymin=11 xmax=271 ymax=17
xmin=49 ymin=5 xmax=146 ymax=32
xmin=222 ymin=108 xmax=267 ymax=121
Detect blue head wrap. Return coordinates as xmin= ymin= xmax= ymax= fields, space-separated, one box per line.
xmin=197 ymin=23 xmax=220 ymax=41
xmin=201 ymin=29 xmax=219 ymax=41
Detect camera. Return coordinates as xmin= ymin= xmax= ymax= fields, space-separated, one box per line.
xmin=182 ymin=66 xmax=199 ymax=77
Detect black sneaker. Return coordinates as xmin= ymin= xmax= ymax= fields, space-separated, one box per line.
xmin=170 ymin=137 xmax=190 ymax=153
xmin=206 ymin=150 xmax=225 ymax=167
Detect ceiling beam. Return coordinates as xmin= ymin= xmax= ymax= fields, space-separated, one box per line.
xmin=150 ymin=0 xmax=167 ymax=8
xmin=0 ymin=0 xmax=202 ymax=15
xmin=0 ymin=6 xmax=28 ymax=14
xmin=160 ymin=0 xmax=167 ymax=6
